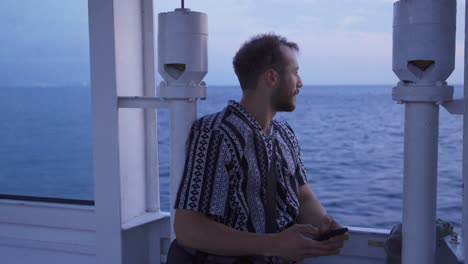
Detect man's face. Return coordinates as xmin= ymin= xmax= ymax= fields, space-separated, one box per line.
xmin=271 ymin=46 xmax=303 ymax=112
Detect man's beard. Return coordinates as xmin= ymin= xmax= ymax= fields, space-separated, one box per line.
xmin=271 ymin=78 xmax=296 ymax=112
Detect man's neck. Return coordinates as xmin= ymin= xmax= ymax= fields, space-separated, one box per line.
xmin=239 ymin=94 xmax=276 ymax=135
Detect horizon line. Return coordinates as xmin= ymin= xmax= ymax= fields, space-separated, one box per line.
xmin=0 ymin=83 xmax=464 ymax=87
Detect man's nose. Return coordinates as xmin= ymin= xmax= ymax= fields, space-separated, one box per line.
xmin=297 ymin=77 xmax=303 ymax=88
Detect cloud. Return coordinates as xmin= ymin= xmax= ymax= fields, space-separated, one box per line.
xmin=338 ymin=15 xmax=366 ymax=28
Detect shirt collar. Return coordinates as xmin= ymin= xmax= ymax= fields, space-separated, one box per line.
xmin=227 ymin=100 xmax=276 ymax=138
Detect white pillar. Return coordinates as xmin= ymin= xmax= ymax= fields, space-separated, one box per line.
xmin=88 ymin=0 xmax=123 ymax=263
xmin=402 ymin=103 xmax=439 ymax=264
xmin=169 ymin=100 xmax=197 ymax=240
xmin=89 ymin=0 xmax=160 ymax=263
xmin=142 ymin=0 xmax=159 ymax=213
xmin=157 ymin=8 xmax=208 ymax=240
xmin=392 ymin=0 xmax=456 ymax=261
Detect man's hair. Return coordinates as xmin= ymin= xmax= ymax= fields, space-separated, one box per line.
xmin=232 ymin=33 xmax=299 ymax=90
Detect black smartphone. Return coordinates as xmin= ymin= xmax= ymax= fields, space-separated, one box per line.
xmin=314 ymin=227 xmax=349 ymax=241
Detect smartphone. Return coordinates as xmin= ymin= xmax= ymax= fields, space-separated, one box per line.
xmin=314 ymin=227 xmax=349 ymax=241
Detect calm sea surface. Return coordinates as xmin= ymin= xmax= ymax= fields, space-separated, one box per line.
xmin=0 ymin=85 xmax=463 ymax=230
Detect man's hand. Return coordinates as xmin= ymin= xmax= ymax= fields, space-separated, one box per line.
xmin=317 ymin=215 xmax=349 ymax=253
xmin=319 ymin=214 xmax=337 ymax=230
xmin=271 ymin=224 xmax=344 ymax=262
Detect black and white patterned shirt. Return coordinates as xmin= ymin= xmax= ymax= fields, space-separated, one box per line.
xmin=175 ymin=100 xmax=308 ymax=233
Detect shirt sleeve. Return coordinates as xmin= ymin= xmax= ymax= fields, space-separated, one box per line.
xmin=174 ymin=120 xmax=230 ymax=218
xmin=283 ymin=122 xmax=309 ymax=186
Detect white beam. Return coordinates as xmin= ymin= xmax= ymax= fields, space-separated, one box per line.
xmin=114 ymin=0 xmax=147 ymax=225
xmin=402 ymin=103 xmax=439 ymax=264
xmin=169 ymin=100 xmax=197 ymax=240
xmin=88 ymin=0 xmax=123 ymax=263
xmin=142 ymin=0 xmax=160 ymax=213
xmin=442 ymin=99 xmax=466 ymax=115
xmin=118 ymin=97 xmax=170 ymax=109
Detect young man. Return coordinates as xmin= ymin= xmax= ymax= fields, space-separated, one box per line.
xmin=173 ymin=34 xmax=348 ymax=263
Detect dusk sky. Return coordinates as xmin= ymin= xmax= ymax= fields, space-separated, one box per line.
xmin=0 ymin=0 xmax=466 ymax=86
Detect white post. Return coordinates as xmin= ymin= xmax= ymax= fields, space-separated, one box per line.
xmin=169 ymin=100 xmax=197 ymax=239
xmin=158 ymin=8 xmax=208 ymax=240
xmin=392 ymin=1 xmax=456 ymax=263
xmin=402 ymin=103 xmax=439 ymax=264
xmin=142 ymin=0 xmax=159 ymax=213
xmin=88 ymin=0 xmax=123 ymax=263
xmin=463 ymin=0 xmax=468 ymax=262
xmin=90 ymin=0 xmax=160 ymax=263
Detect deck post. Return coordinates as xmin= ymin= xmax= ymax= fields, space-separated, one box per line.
xmin=169 ymin=100 xmax=198 ymax=239
xmin=157 ymin=8 xmax=208 ymax=240
xmin=89 ymin=0 xmax=161 ymax=263
xmin=88 ymin=0 xmax=123 ymax=263
xmin=392 ymin=1 xmax=457 ymax=263
xmin=142 ymin=0 xmax=160 ymax=213
xmin=401 ymin=102 xmax=439 ymax=264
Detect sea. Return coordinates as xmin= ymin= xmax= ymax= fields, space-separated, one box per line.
xmin=0 ymin=84 xmax=464 ymax=230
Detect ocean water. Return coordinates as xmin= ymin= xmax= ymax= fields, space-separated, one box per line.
xmin=0 ymin=85 xmax=463 ymax=230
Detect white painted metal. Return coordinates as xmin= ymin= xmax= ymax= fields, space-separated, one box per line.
xmin=114 ymin=0 xmax=147 ymax=225
xmin=122 ymin=211 xmax=169 ymax=231
xmin=402 ymin=103 xmax=439 ymax=264
xmin=169 ymin=100 xmax=197 ymax=240
xmin=442 ymin=98 xmax=466 ymax=115
xmin=89 ymin=0 xmax=168 ymax=263
xmin=302 ymin=227 xmax=459 ymax=264
xmin=1 ymin=224 xmax=94 ymax=257
xmin=0 ymin=200 xmax=95 ymax=230
xmin=111 ymin=0 xmax=183 ymax=262
xmin=157 ymin=7 xmax=208 ymax=240
xmin=121 ymin=216 xmax=171 ymax=264
xmin=393 ymin=82 xmax=454 ymax=103
xmin=392 ymin=1 xmax=457 ymax=264
xmin=118 ymin=96 xmax=170 ymax=109
xmin=150 ymin=220 xmax=170 ymax=264
xmin=393 ymin=0 xmax=457 ymax=84
xmin=0 ymin=201 xmax=95 ymax=247
xmin=88 ymin=0 xmax=123 ymax=263
xmin=0 ymin=200 xmax=96 ymax=263
xmin=159 ymin=81 xmax=208 ymax=99
xmin=304 ymin=227 xmax=388 ymax=264
xmin=464 ymin=1 xmax=468 ymax=263
xmin=2 ymin=246 xmax=95 ymax=264
xmin=158 ymin=8 xmax=208 ymax=85
xmin=6 ymin=200 xmax=456 ymax=264
xmin=142 ymin=0 xmax=160 ymax=213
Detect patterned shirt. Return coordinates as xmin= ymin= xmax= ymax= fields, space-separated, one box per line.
xmin=175 ymin=100 xmax=308 ymax=234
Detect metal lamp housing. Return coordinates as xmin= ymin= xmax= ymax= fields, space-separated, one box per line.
xmin=393 ymin=0 xmax=456 ymax=85
xmin=158 ymin=8 xmax=208 ymax=86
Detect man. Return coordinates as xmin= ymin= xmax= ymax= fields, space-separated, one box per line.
xmin=173 ymin=33 xmax=348 ymax=263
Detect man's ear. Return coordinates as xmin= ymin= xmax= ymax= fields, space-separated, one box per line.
xmin=262 ymin=68 xmax=279 ymax=87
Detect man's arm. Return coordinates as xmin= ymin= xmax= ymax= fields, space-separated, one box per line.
xmin=174 ymin=209 xmax=338 ymax=262
xmin=296 ymin=184 xmax=327 ymax=227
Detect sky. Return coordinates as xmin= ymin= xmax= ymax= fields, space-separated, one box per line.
xmin=0 ymin=0 xmax=466 ymax=86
